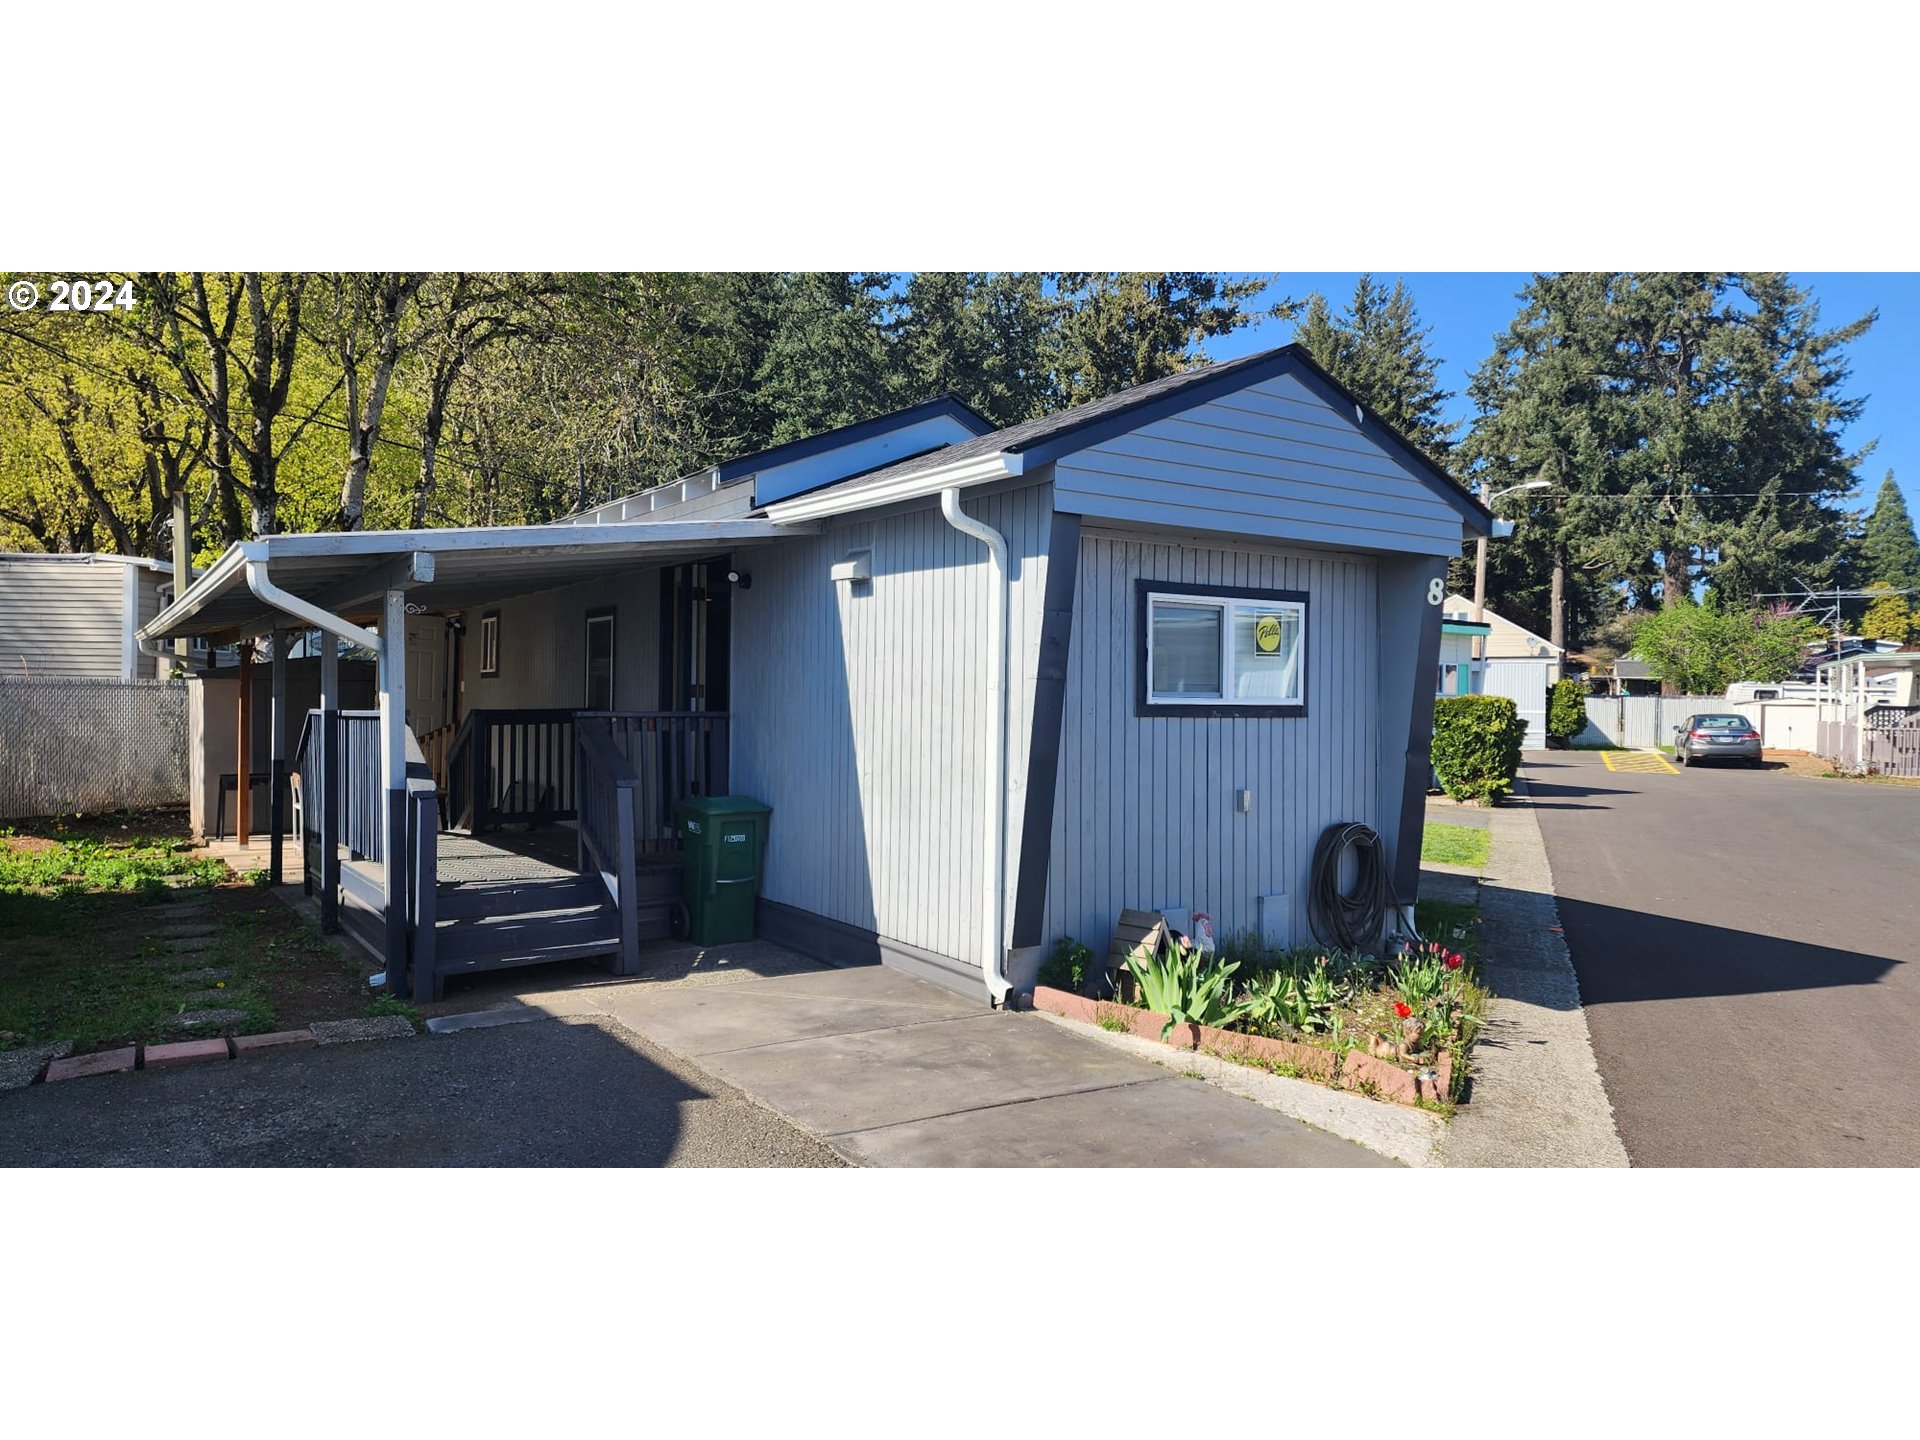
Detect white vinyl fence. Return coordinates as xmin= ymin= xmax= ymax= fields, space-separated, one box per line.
xmin=1576 ymin=694 xmax=1725 ymax=750
xmin=0 ymin=677 xmax=189 ymax=820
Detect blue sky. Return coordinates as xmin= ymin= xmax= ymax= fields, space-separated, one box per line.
xmin=1212 ymin=273 xmax=1920 ymax=519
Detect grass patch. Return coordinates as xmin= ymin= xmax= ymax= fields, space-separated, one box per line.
xmin=1421 ymin=821 xmax=1490 ymax=870
xmin=0 ymin=825 xmax=375 ymax=1054
xmin=366 ymin=995 xmax=424 ymax=1031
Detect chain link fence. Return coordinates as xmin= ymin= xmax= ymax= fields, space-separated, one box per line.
xmin=0 ymin=678 xmax=189 ymax=821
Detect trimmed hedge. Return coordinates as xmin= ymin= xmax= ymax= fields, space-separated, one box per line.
xmin=1547 ymin=678 xmax=1588 ymax=745
xmin=1432 ymin=694 xmax=1525 ymax=804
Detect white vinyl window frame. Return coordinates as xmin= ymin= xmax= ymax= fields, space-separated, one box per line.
xmin=479 ymin=611 xmax=500 ymax=677
xmin=1136 ymin=580 xmax=1309 ymax=717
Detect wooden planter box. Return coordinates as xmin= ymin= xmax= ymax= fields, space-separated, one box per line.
xmin=1029 ymin=985 xmax=1451 ymax=1108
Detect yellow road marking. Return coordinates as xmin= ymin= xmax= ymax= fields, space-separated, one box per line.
xmin=1601 ymin=749 xmax=1680 ymax=775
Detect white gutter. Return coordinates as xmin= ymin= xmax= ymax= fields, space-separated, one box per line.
xmin=939 ymin=487 xmax=1011 ymax=1008
xmin=242 ymin=562 xmax=384 ymax=653
xmin=136 ymin=541 xmax=256 ymax=646
xmin=766 ymin=451 xmax=1018 ymax=524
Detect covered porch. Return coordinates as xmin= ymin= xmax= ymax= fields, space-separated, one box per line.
xmin=137 ymin=518 xmax=807 ymax=1000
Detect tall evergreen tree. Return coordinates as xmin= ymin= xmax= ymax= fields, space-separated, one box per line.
xmin=1293 ymin=275 xmax=1457 ymax=464
xmin=754 ymin=272 xmax=897 ymax=444
xmin=1048 ymin=272 xmax=1264 ymax=404
xmin=1858 ymin=470 xmax=1920 ymax=592
xmin=1461 ymin=272 xmax=1872 ymax=656
xmin=890 ymin=272 xmax=1058 ymax=425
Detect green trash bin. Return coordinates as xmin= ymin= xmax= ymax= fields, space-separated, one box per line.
xmin=678 ymin=795 xmax=772 ymax=945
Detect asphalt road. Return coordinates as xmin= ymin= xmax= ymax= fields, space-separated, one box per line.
xmin=1525 ymin=753 xmax=1920 ymax=1166
xmin=0 ymin=1014 xmax=842 ymax=1167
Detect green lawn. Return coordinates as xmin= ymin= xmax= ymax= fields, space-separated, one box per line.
xmin=1421 ymin=821 xmax=1490 ymax=870
xmin=0 ymin=823 xmax=371 ymax=1055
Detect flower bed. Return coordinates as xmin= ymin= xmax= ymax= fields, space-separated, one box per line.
xmin=1030 ymin=928 xmax=1484 ymax=1110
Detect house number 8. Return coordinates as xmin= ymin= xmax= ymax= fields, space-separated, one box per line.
xmin=1427 ymin=578 xmax=1444 ymax=605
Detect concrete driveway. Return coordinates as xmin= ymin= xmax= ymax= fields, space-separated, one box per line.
xmin=570 ymin=964 xmax=1389 ymax=1167
xmin=2 ymin=946 xmax=1390 ymax=1167
xmin=1525 ymin=753 xmax=1920 ymax=1166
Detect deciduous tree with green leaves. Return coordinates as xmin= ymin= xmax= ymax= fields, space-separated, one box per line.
xmin=1630 ymin=598 xmax=1820 ymax=693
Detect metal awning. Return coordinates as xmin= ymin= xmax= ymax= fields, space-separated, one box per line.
xmin=138 ymin=519 xmax=813 ymax=645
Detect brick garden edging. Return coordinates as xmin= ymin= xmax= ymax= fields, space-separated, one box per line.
xmin=24 ymin=1022 xmax=405 ymax=1087
xmin=1027 ymin=985 xmax=1451 ymax=1108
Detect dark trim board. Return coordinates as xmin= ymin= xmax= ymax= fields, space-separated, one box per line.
xmin=1009 ymin=511 xmax=1081 ymax=950
xmin=756 ymin=899 xmax=986 ymax=1003
xmin=1134 ymin=578 xmax=1310 ymax=720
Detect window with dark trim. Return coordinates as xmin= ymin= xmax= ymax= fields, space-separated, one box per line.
xmin=584 ymin=608 xmax=615 ymax=711
xmin=1135 ymin=579 xmax=1308 ymax=717
xmin=479 ymin=611 xmax=500 ymax=677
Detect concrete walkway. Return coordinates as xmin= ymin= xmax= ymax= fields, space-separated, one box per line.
xmin=1436 ymin=766 xmax=1629 ymax=1168
xmin=514 ymin=964 xmax=1390 ymax=1167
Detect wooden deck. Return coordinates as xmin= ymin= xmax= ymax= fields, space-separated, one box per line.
xmin=336 ymin=825 xmax=682 ymax=996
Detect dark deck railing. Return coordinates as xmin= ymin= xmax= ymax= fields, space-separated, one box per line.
xmin=338 ymin=711 xmax=384 ymax=862
xmin=446 ymin=708 xmax=728 ymax=848
xmin=576 ymin=722 xmax=641 ymax=978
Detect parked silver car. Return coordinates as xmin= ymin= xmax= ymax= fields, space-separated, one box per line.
xmin=1673 ymin=713 xmax=1763 ymax=767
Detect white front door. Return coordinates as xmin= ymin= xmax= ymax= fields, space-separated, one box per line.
xmin=405 ymin=617 xmax=449 ymax=733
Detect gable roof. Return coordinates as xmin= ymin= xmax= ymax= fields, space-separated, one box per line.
xmin=759 ymin=344 xmax=1493 ymax=534
xmin=1442 ymin=593 xmax=1562 ymax=658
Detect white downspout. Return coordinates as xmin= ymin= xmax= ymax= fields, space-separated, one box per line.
xmin=940 ymin=487 xmax=1011 ymax=1007
xmin=243 ymin=563 xmax=384 ymax=653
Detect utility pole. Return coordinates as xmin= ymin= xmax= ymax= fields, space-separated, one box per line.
xmin=170 ymin=489 xmax=191 ymax=667
xmin=1473 ymin=479 xmax=1551 ymax=662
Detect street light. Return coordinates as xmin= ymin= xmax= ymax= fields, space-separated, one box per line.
xmin=1472 ymin=480 xmax=1553 ymax=659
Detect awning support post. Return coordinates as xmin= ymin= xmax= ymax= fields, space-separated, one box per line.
xmin=379 ymin=588 xmax=409 ymax=992
xmin=236 ymin=644 xmax=253 ymax=848
xmin=269 ymin=628 xmax=288 ymax=885
xmin=318 ymin=632 xmax=340 ymax=932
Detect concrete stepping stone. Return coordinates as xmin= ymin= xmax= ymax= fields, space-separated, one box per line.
xmin=165 ymin=967 xmax=232 ymax=985
xmin=233 ymin=1030 xmax=318 ymax=1058
xmin=310 ymin=1015 xmax=415 ymax=1044
xmin=168 ymin=1008 xmax=248 ymax=1030
xmin=0 ymin=1041 xmax=73 ymax=1090
xmin=145 ymin=1038 xmax=231 ymax=1069
xmin=161 ymin=934 xmax=222 ymax=955
xmin=46 ymin=1046 xmax=137 ymax=1081
xmin=151 ymin=922 xmax=220 ymax=940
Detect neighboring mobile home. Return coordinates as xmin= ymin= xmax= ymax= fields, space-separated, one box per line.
xmin=139 ymin=345 xmax=1492 ymax=1003
xmin=0 ymin=552 xmax=175 ymax=681
xmin=1441 ymin=593 xmax=1562 ymax=747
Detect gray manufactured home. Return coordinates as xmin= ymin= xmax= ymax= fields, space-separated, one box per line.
xmin=140 ymin=345 xmax=1491 ymax=1003
xmin=0 ymin=552 xmax=175 ymax=681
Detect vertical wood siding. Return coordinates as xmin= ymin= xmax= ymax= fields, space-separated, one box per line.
xmin=730 ymin=482 xmax=1053 ymax=966
xmin=0 ymin=558 xmax=137 ymax=681
xmin=1053 ymin=372 xmax=1462 ymax=557
xmin=458 ymin=569 xmax=663 ymax=714
xmin=1044 ymin=528 xmax=1380 ymax=954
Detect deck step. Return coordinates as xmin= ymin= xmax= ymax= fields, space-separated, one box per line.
xmin=435 ymin=872 xmax=609 ymax=920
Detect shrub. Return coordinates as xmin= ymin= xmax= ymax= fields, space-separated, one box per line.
xmin=1036 ymin=935 xmax=1093 ymax=994
xmin=1547 ymin=678 xmax=1588 ymax=745
xmin=1431 ymin=694 xmax=1525 ymax=804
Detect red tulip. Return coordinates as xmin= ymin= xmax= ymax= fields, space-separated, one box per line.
xmin=1445 ymin=952 xmax=1464 ymax=970
xmin=1393 ymin=1001 xmax=1413 ymax=1019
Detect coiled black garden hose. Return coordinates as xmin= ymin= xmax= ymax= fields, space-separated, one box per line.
xmin=1307 ymin=820 xmax=1393 ymax=953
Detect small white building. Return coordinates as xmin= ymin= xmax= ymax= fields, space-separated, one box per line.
xmin=1441 ymin=594 xmax=1562 ymax=748
xmin=0 ymin=552 xmax=176 ymax=681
